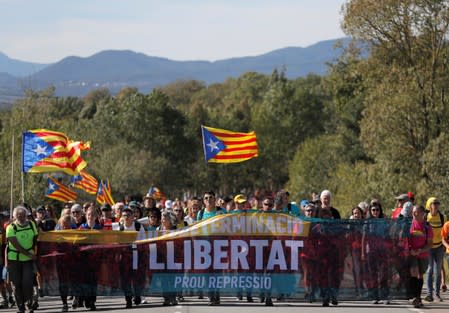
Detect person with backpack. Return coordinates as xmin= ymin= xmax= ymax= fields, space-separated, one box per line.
xmin=5 ymin=206 xmax=38 ymax=313
xmin=116 ymin=207 xmax=145 ymax=308
xmin=424 ymin=197 xmax=447 ymax=302
xmin=408 ymin=205 xmax=433 ymax=308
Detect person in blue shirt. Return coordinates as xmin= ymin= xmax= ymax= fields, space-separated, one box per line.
xmin=196 ymin=191 xmax=225 ymax=222
xmin=197 ymin=191 xmax=224 ymax=305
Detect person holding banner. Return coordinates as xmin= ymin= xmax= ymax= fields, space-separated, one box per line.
xmin=301 ymin=203 xmax=320 ymax=303
xmin=157 ymin=210 xmax=179 ymax=306
xmin=315 ymin=208 xmax=340 ymax=306
xmin=54 ymin=214 xmax=77 ymax=312
xmin=362 ymin=203 xmax=391 ymax=304
xmin=197 ymin=191 xmax=225 ymax=305
xmin=116 ymin=207 xmax=146 ymax=308
xmin=348 ymin=206 xmax=366 ymax=299
xmin=78 ymin=207 xmax=103 ymax=310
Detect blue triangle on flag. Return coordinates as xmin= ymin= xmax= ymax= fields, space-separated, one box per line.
xmin=22 ymin=132 xmax=55 ymax=172
xmin=46 ymin=178 xmax=59 ymax=195
xmin=202 ymin=127 xmax=226 ymax=161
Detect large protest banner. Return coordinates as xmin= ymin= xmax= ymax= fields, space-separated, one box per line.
xmin=37 ymin=212 xmax=411 ymax=300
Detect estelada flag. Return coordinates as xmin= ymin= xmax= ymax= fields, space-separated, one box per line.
xmin=97 ymin=180 xmax=115 ymax=206
xmin=201 ymin=125 xmax=258 ymax=163
xmin=71 ymin=171 xmax=98 ymax=195
xmin=22 ymin=129 xmax=90 ymax=175
xmin=102 ymin=180 xmax=115 ymax=206
xmin=46 ymin=177 xmax=77 ymax=202
xmin=148 ymin=186 xmax=164 ymax=200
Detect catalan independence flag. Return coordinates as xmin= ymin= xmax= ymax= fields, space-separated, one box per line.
xmin=148 ymin=186 xmax=164 ymax=200
xmin=46 ymin=177 xmax=77 ymax=202
xmin=96 ymin=180 xmax=105 ymax=205
xmin=71 ymin=171 xmax=98 ymax=195
xmin=22 ymin=129 xmax=90 ymax=175
xmin=102 ymin=180 xmax=115 ymax=206
xmin=97 ymin=180 xmax=115 ymax=205
xmin=201 ymin=125 xmax=259 ymax=163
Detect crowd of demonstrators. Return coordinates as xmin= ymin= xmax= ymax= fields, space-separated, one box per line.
xmin=1 ymin=188 xmax=449 ymax=311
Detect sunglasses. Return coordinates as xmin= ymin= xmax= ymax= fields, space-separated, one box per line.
xmin=71 ymin=211 xmax=81 ymax=214
xmin=305 ymin=209 xmax=313 ymax=212
xmin=204 ymin=196 xmax=214 ymax=200
xmin=263 ymin=203 xmax=273 ymax=206
xmin=371 ymin=208 xmax=380 ymax=212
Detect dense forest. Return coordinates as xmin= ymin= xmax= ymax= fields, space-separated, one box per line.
xmin=2 ymin=0 xmax=449 ymax=217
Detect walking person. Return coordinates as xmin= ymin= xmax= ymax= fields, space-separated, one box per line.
xmin=5 ymin=206 xmax=39 ymax=313
xmin=424 ymin=197 xmax=447 ymax=302
xmin=116 ymin=207 xmax=146 ymax=308
xmin=408 ymin=205 xmax=432 ymax=308
xmin=362 ymin=203 xmax=391 ymax=304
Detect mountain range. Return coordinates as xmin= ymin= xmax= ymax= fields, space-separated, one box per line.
xmin=0 ymin=37 xmax=351 ymax=106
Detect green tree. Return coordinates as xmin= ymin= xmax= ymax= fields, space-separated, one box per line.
xmin=342 ymin=0 xmax=449 ymax=201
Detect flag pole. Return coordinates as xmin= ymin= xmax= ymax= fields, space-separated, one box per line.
xmin=20 ymin=131 xmax=25 ymax=203
xmin=10 ymin=135 xmax=14 ymax=217
xmin=21 ymin=171 xmax=25 ymax=203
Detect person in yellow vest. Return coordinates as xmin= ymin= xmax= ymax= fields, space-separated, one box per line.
xmin=424 ymin=197 xmax=448 ymax=302
xmin=6 ymin=206 xmax=38 ymax=313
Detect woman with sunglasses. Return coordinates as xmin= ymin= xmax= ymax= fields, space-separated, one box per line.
xmin=300 ymin=204 xmax=319 ymax=303
xmin=362 ymin=204 xmax=390 ymax=304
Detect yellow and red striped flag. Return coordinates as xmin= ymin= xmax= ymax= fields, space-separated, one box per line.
xmin=201 ymin=125 xmax=259 ymax=163
xmin=71 ymin=170 xmax=98 ymax=195
xmin=22 ymin=129 xmax=90 ymax=175
xmin=46 ymin=177 xmax=77 ymax=202
xmin=96 ymin=180 xmax=115 ymax=206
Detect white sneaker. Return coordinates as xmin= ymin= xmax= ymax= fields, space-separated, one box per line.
xmin=381 ymin=299 xmax=390 ymax=304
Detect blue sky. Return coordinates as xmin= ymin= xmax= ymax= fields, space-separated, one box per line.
xmin=0 ymin=0 xmax=346 ymax=63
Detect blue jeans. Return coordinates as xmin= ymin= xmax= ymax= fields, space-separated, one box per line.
xmin=426 ymin=245 xmax=445 ymax=296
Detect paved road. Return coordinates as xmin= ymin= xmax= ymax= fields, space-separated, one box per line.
xmin=3 ymin=294 xmax=449 ymax=313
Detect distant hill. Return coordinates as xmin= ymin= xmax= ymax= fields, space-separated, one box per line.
xmin=0 ymin=37 xmax=353 ymax=101
xmin=0 ymin=52 xmax=49 ymax=77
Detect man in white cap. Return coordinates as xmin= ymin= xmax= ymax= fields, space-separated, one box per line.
xmin=391 ymin=193 xmax=413 ymax=219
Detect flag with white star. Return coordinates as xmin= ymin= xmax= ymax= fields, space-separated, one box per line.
xmin=46 ymin=177 xmax=77 ymax=202
xmin=22 ymin=129 xmax=90 ymax=175
xmin=201 ymin=125 xmax=259 ymax=163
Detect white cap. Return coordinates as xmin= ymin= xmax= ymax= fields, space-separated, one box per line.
xmin=165 ymin=200 xmax=173 ymax=209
